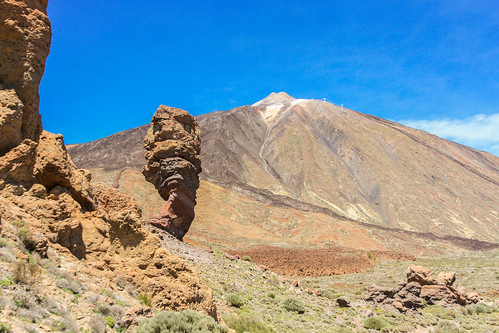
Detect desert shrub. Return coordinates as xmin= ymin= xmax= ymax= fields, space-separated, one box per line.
xmin=0 ymin=277 xmax=12 ymax=287
xmin=95 ymin=302 xmax=111 ymax=316
xmin=0 ymin=321 xmax=11 ymax=333
xmin=109 ymin=304 xmax=126 ymax=320
xmin=12 ymin=287 xmax=39 ymax=309
xmin=363 ymin=316 xmax=389 ymax=330
xmin=336 ymin=328 xmax=354 ymax=333
xmin=138 ymin=293 xmax=152 ymax=307
xmin=0 ymin=248 xmax=15 ymax=263
xmin=0 ymin=296 xmax=13 ymax=310
xmin=0 ymin=238 xmax=8 ymax=248
xmin=134 ymin=310 xmax=228 ymax=333
xmin=85 ymin=292 xmax=101 ymax=305
xmin=433 ymin=320 xmax=465 ymax=333
xmin=59 ymin=313 xmax=78 ymax=332
xmin=89 ymin=315 xmax=106 ymax=333
xmin=422 ymin=305 xmax=456 ymax=319
xmin=12 ymin=260 xmax=41 ymax=286
xmin=226 ymin=293 xmax=244 ymax=308
xmin=224 ymin=314 xmax=273 ymax=333
xmin=44 ymin=296 xmax=61 ymax=314
xmin=57 ymin=271 xmax=85 ymax=294
xmin=242 ymin=256 xmax=251 ymax=262
xmin=267 ymin=292 xmax=276 ymax=299
xmin=282 ymin=298 xmax=305 ymax=314
xmin=115 ymin=275 xmax=127 ymax=289
xmin=105 ymin=316 xmax=115 ymax=328
xmin=18 ymin=307 xmax=49 ymax=323
xmin=469 ymin=303 xmax=497 ymax=314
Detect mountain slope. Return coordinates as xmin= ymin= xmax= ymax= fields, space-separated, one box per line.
xmin=68 ymin=93 xmax=499 ymax=245
xmin=197 ymin=93 xmax=499 ymax=241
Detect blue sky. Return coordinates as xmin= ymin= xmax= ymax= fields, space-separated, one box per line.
xmin=39 ymin=0 xmax=499 ymax=155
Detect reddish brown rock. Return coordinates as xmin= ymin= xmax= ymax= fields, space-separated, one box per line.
xmin=142 ymin=105 xmax=201 ymax=240
xmin=420 ymin=285 xmax=457 ymax=305
xmin=407 ymin=265 xmax=438 ymax=286
xmin=292 ymin=279 xmax=302 ymax=290
xmin=0 ymin=0 xmax=217 ymax=320
xmin=437 ymin=271 xmax=456 ymax=286
xmin=368 ymin=265 xmax=479 ymax=311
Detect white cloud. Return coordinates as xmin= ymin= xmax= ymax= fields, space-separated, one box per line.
xmin=399 ymin=113 xmax=499 ymax=156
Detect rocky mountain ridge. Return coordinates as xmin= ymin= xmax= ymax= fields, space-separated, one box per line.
xmin=69 ymin=93 xmax=499 ymax=249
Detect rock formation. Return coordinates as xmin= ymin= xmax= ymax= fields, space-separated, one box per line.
xmin=0 ymin=0 xmax=51 ymax=155
xmin=0 ymin=0 xmax=216 ymax=319
xmin=142 ymin=105 xmax=201 ymax=240
xmin=366 ymin=265 xmax=479 ymax=312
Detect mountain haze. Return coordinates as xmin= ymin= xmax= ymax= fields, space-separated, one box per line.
xmin=68 ymin=93 xmax=499 ymax=248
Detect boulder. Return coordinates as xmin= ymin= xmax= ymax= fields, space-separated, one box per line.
xmin=420 ymin=285 xmax=457 ymax=305
xmin=407 ymin=265 xmax=438 ymax=286
xmin=336 ymin=296 xmax=351 ymax=308
xmin=437 ymin=272 xmax=456 ymax=286
xmin=365 ymin=286 xmax=397 ymax=303
xmin=142 ymin=105 xmax=201 ymax=240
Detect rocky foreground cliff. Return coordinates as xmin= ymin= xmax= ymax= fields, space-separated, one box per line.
xmin=0 ymin=0 xmax=217 ymax=330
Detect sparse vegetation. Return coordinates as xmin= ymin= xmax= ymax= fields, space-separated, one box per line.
xmin=363 ymin=316 xmax=389 ymax=330
xmin=242 ymin=256 xmax=251 ymax=262
xmin=138 ymin=293 xmax=152 ymax=307
xmin=226 ymin=293 xmax=244 ymax=308
xmin=282 ymin=297 xmax=305 ymax=314
xmin=224 ymin=313 xmax=274 ymax=333
xmin=134 ymin=310 xmax=228 ymax=333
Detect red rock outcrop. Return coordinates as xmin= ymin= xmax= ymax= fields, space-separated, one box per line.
xmin=0 ymin=0 xmax=216 ymax=318
xmin=142 ymin=105 xmax=201 ymax=240
xmin=366 ymin=265 xmax=480 ymax=312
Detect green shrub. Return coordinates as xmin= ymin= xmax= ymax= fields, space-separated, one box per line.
xmin=226 ymin=293 xmax=244 ymax=308
xmin=134 ymin=310 xmax=228 ymax=333
xmin=470 ymin=303 xmax=497 ymax=314
xmin=105 ymin=316 xmax=115 ymax=328
xmin=138 ymin=293 xmax=152 ymax=307
xmin=434 ymin=320 xmax=466 ymax=333
xmin=224 ymin=314 xmax=273 ymax=333
xmin=363 ymin=316 xmax=389 ymax=330
xmin=0 ymin=277 xmax=12 ymax=287
xmin=282 ymin=298 xmax=305 ymax=314
xmin=242 ymin=256 xmax=251 ymax=262
xmin=0 ymin=321 xmax=10 ymax=333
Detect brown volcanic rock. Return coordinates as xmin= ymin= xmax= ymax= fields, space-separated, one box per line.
xmin=367 ymin=265 xmax=479 ymax=310
xmin=143 ymin=105 xmax=201 ymax=240
xmin=0 ymin=0 xmax=51 ymax=153
xmin=0 ymin=0 xmax=216 ymax=320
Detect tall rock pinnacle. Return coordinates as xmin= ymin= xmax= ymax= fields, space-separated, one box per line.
xmin=142 ymin=105 xmax=202 ymax=240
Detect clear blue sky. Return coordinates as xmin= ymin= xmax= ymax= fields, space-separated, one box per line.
xmin=39 ymin=0 xmax=499 ymax=155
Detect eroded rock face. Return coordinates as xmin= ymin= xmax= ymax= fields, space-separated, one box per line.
xmin=142 ymin=105 xmax=201 ymax=240
xmin=0 ymin=0 xmax=216 ymax=319
xmin=366 ymin=265 xmax=480 ymax=312
xmin=0 ymin=0 xmax=51 ymax=154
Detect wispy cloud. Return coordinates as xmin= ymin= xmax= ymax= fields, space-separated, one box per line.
xmin=399 ymin=113 xmax=499 ymax=156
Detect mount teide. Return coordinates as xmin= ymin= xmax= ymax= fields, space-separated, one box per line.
xmin=68 ymin=93 xmax=499 ymax=251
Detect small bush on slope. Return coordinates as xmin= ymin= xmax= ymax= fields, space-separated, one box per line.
xmin=134 ymin=310 xmax=228 ymax=333
xmin=224 ymin=313 xmax=274 ymax=333
xmin=363 ymin=316 xmax=389 ymax=330
xmin=226 ymin=293 xmax=244 ymax=308
xmin=282 ymin=298 xmax=305 ymax=314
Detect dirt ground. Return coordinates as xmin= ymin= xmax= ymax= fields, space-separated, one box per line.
xmin=229 ymin=246 xmax=415 ymax=277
